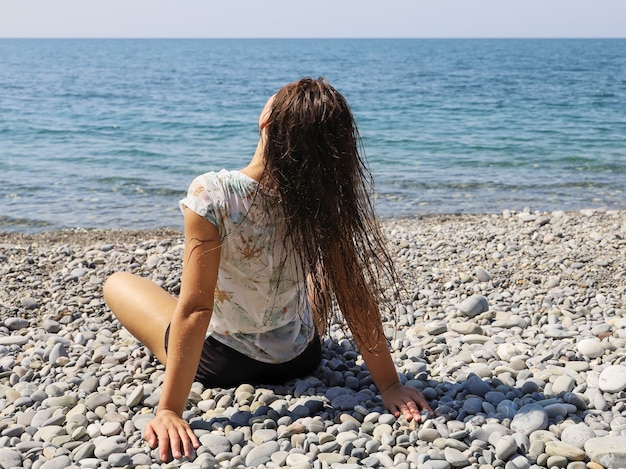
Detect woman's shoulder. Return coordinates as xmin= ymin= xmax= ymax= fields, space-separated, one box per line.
xmin=181 ymin=169 xmax=260 ymax=225
xmin=195 ymin=169 xmax=256 ymax=187
xmin=187 ymin=170 xmax=259 ymax=205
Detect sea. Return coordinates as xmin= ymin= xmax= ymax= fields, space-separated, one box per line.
xmin=1 ymin=39 xmax=625 ymax=233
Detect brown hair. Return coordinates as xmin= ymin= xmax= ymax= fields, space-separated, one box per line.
xmin=260 ymin=77 xmax=397 ymax=349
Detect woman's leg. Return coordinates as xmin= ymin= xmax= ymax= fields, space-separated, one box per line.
xmin=103 ymin=272 xmax=176 ymax=364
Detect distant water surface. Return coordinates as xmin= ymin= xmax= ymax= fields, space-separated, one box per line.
xmin=1 ymin=39 xmax=625 ymax=232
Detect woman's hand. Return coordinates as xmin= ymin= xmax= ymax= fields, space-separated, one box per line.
xmin=144 ymin=409 xmax=200 ymax=462
xmin=381 ymin=382 xmax=434 ymax=422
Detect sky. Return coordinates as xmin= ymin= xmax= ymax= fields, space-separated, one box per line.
xmin=0 ymin=0 xmax=625 ymax=39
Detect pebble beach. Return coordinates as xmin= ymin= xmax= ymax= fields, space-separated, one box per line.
xmin=1 ymin=208 xmax=626 ymax=469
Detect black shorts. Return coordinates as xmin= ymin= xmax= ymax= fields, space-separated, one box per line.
xmin=164 ymin=325 xmax=322 ymax=388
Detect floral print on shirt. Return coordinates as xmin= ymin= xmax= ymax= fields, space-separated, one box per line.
xmin=180 ymin=169 xmax=314 ymax=363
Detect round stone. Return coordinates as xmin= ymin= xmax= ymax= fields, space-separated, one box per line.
xmin=599 ymin=365 xmax=626 ymax=393
xmin=552 ymin=375 xmax=575 ymax=394
xmin=495 ymin=434 xmax=517 ymax=460
xmin=199 ymin=434 xmax=231 ymax=456
xmin=466 ymin=375 xmax=492 ymax=397
xmin=585 ymin=436 xmax=626 ymax=468
xmin=20 ymin=297 xmax=39 ymax=310
xmin=449 ymin=322 xmax=483 ymax=335
xmin=85 ymin=392 xmax=113 ymax=410
xmin=444 ymin=447 xmax=469 ymax=467
xmin=561 ymin=423 xmax=596 ymax=449
xmin=458 ymin=295 xmax=489 ymax=318
xmin=0 ymin=449 xmax=22 ymax=469
xmin=101 ymin=421 xmax=122 ymax=436
xmin=5 ymin=318 xmax=30 ymax=330
xmin=39 ymin=455 xmax=72 ymax=469
xmin=252 ymin=429 xmax=277 ymax=445
xmin=244 ymin=441 xmax=280 ymax=467
xmin=510 ymin=404 xmax=548 ymax=434
xmin=331 ymin=395 xmax=358 ymax=410
xmin=93 ymin=436 xmax=128 ymax=459
xmin=577 ymin=338 xmax=604 ymax=359
xmin=545 ymin=440 xmax=585 ymax=461
xmin=463 ymin=397 xmax=483 ymax=415
xmin=475 ymin=267 xmax=493 ymax=282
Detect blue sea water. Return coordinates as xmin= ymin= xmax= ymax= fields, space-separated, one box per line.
xmin=1 ymin=38 xmax=625 ymax=233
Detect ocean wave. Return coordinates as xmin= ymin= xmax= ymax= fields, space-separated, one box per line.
xmin=0 ymin=214 xmax=54 ymax=231
xmin=95 ymin=177 xmax=183 ymax=197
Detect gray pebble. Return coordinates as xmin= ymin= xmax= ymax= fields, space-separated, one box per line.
xmin=463 ymin=397 xmax=483 ymax=415
xmin=46 ymin=395 xmax=78 ymax=408
xmin=506 ymin=454 xmax=531 ymax=469
xmin=561 ymin=423 xmax=596 ymax=449
xmin=20 ymin=297 xmax=39 ymax=310
xmin=495 ymin=434 xmax=517 ymax=460
xmin=422 ymin=461 xmax=451 ymax=469
xmin=551 ymin=375 xmax=575 ymax=394
xmin=85 ymin=392 xmax=113 ymax=410
xmin=444 ymin=447 xmax=468 ymax=466
xmin=585 ymin=436 xmax=626 ymax=468
xmin=458 ymin=294 xmax=489 ymax=317
xmin=71 ymin=267 xmax=88 ymax=278
xmin=5 ymin=317 xmax=30 ymax=330
xmin=71 ymin=441 xmax=96 ymax=461
xmin=39 ymin=455 xmax=72 ymax=469
xmin=244 ymin=440 xmax=280 ymax=466
xmin=511 ymin=404 xmax=548 ymax=434
xmin=131 ymin=452 xmax=153 ymax=466
xmin=199 ymin=434 xmax=231 ymax=456
xmin=0 ymin=335 xmax=30 ymax=346
xmin=599 ymin=365 xmax=626 ymax=393
xmin=108 ymin=452 xmax=131 ymax=466
xmin=467 ymin=375 xmax=492 ymax=397
xmin=126 ymin=385 xmax=144 ymax=407
xmin=578 ymin=338 xmax=604 ymax=359
xmin=475 ymin=267 xmax=493 ymax=282
xmin=0 ymin=448 xmax=22 ymax=468
xmin=79 ymin=376 xmax=100 ymax=394
xmin=331 ymin=395 xmax=358 ymax=411
xmin=93 ymin=435 xmax=128 ymax=459
xmin=449 ymin=322 xmax=483 ymax=335
xmin=49 ymin=343 xmax=69 ymax=364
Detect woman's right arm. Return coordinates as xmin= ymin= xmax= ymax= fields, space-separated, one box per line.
xmin=144 ymin=207 xmax=222 ymax=461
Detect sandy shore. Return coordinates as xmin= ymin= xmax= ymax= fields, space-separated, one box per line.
xmin=1 ymin=209 xmax=625 ymax=469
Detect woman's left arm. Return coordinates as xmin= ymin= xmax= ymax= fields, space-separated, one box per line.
xmin=358 ymin=335 xmax=433 ymax=422
xmin=144 ymin=207 xmax=222 ymax=461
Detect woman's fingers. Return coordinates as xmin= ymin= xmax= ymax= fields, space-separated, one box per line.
xmin=144 ymin=412 xmax=199 ymax=461
xmin=143 ymin=422 xmax=157 ymax=448
xmin=383 ymin=384 xmax=434 ymax=422
xmin=167 ymin=427 xmax=183 ymax=460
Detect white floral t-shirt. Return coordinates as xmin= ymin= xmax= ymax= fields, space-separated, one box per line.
xmin=179 ymin=169 xmax=315 ymax=363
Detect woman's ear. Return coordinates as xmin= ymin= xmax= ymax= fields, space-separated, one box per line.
xmin=258 ymin=94 xmax=276 ymax=131
xmin=259 ymin=119 xmax=270 ymax=131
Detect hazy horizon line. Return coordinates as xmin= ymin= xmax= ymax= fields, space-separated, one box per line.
xmin=2 ymin=36 xmax=625 ymax=40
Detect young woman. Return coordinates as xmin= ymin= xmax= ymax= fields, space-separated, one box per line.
xmin=104 ymin=77 xmax=432 ymax=461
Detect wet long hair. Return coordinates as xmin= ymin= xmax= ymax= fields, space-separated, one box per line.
xmin=259 ymin=77 xmax=398 ymax=350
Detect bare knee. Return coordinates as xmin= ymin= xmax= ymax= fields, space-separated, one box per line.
xmin=102 ymin=271 xmax=176 ymax=332
xmin=102 ymin=271 xmax=173 ymax=363
xmin=103 ymin=272 xmax=131 ymax=308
